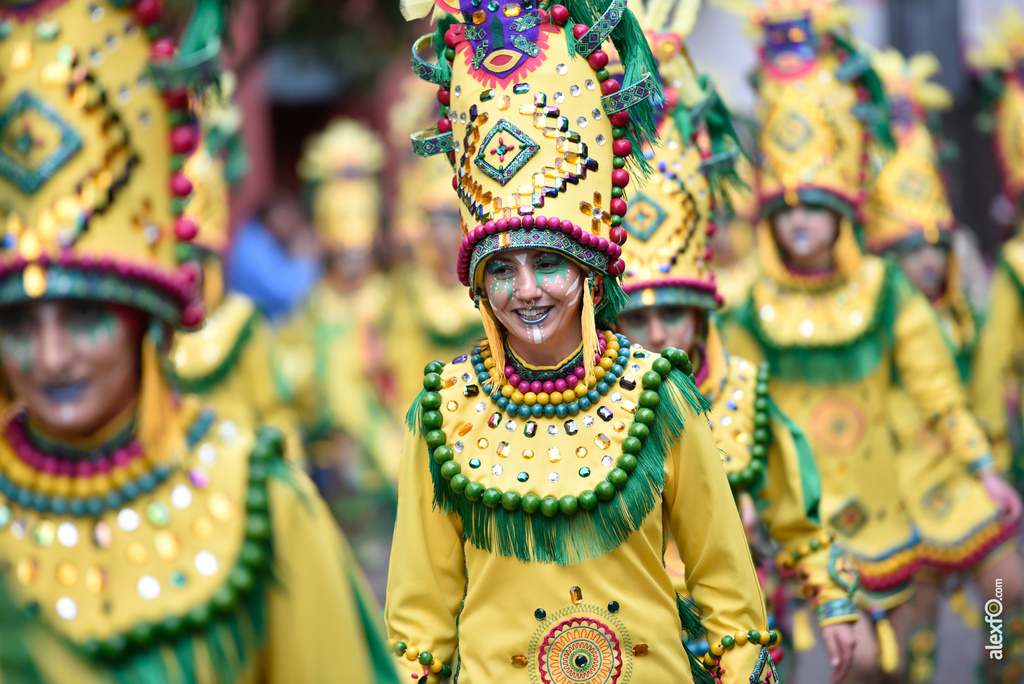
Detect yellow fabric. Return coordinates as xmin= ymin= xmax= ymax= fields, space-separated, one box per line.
xmin=724 ymin=255 xmax=991 ymax=588
xmin=890 ymin=299 xmax=1002 ymax=565
xmin=275 ymin=278 xmax=401 ymax=482
xmin=171 ymin=293 xmax=303 ymax=462
xmin=715 ymin=244 xmax=759 ymax=315
xmin=385 ymin=352 xmax=770 ymax=683
xmin=697 ymin=325 xmax=857 ymax=625
xmin=0 ymin=409 xmax=389 ymax=683
xmin=385 ymin=267 xmax=484 ymax=423
xmin=0 ymin=0 xmax=180 ymax=289
xmin=971 ymin=242 xmax=1024 ymax=474
xmin=184 ymin=147 xmax=231 ymax=255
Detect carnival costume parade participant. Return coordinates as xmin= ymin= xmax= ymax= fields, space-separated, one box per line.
xmin=862 ymin=48 xmax=1024 ymax=684
xmin=970 ymin=7 xmax=1024 ymax=487
xmin=276 ymin=120 xmax=402 ymax=485
xmin=165 ymin=117 xmax=302 ymax=463
xmin=615 ymin=3 xmax=858 ymax=680
xmin=0 ymin=0 xmax=398 ymax=681
xmin=721 ymin=0 xmax=1018 ymax=679
xmin=385 ymin=0 xmax=779 ymax=681
xmin=388 ymin=79 xmax=485 ymax=421
xmin=709 ymin=153 xmax=760 ymax=314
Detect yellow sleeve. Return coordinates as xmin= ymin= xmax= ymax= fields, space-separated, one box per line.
xmin=384 ymin=428 xmax=466 ymax=681
xmin=758 ymin=410 xmax=859 ymax=627
xmin=242 ymin=320 xmax=304 ymax=463
xmin=971 ymin=265 xmax=1024 ymax=473
xmin=663 ymin=376 xmax=776 ymax=682
xmin=893 ymin=293 xmax=994 ymax=474
xmin=263 ymin=466 xmax=399 ymax=684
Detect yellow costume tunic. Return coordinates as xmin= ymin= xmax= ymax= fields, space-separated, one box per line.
xmin=862 ymin=49 xmax=1014 ymax=573
xmin=166 ymin=293 xmax=303 ymax=463
xmin=725 ymin=235 xmax=993 ymax=604
xmin=0 ymin=407 xmax=396 ymax=683
xmin=386 ymin=340 xmax=776 ymax=683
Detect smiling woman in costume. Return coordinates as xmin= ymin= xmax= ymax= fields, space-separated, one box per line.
xmin=385 ymin=0 xmax=778 ymax=682
xmin=0 ymin=0 xmax=397 ymax=681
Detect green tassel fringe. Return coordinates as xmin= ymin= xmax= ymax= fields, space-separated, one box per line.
xmin=428 ymin=367 xmax=708 ymax=564
xmin=0 ymin=575 xmax=44 ymax=684
xmin=562 ymin=0 xmax=663 ymax=177
xmin=596 ymin=275 xmax=629 ymax=328
xmin=677 ymin=595 xmax=715 ymax=684
xmin=406 ymin=389 xmax=427 ymax=434
xmin=738 ymin=259 xmax=911 ymax=384
xmin=832 ymin=33 xmax=895 ymax=150
xmin=434 ymin=16 xmax=456 ymax=86
xmin=179 ymin=0 xmax=230 ymax=57
xmin=162 ymin=309 xmax=259 ymax=396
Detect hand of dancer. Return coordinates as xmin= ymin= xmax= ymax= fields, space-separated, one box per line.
xmin=822 ymin=622 xmax=856 ymax=683
xmin=981 ymin=471 xmax=1023 ymax=527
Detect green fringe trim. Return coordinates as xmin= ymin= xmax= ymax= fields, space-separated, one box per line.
xmin=179 ymin=0 xmax=230 ymax=57
xmin=426 ymin=324 xmax=485 ymax=350
xmin=406 ymin=388 xmax=427 ymax=434
xmin=433 ymin=16 xmax=456 ymax=87
xmin=767 ymin=398 xmax=821 ymax=524
xmin=832 ymin=33 xmax=895 ymax=150
xmin=562 ymin=0 xmax=663 ymax=178
xmin=428 ymin=367 xmax=709 ymax=564
xmin=677 ymin=595 xmax=715 ymax=684
xmin=738 ymin=259 xmax=909 ymax=384
xmin=596 ymin=275 xmax=628 ymax=328
xmin=162 ymin=309 xmax=259 ymax=396
xmin=0 ymin=575 xmax=44 ymax=684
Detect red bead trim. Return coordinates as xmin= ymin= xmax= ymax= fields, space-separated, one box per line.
xmin=6 ymin=412 xmax=143 ymax=477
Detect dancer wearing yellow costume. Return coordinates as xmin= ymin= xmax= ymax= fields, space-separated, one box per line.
xmin=970 ymin=7 xmax=1024 ymax=488
xmin=386 ymin=0 xmax=778 ymax=680
xmin=0 ymin=0 xmax=397 ymax=680
xmin=387 ymin=79 xmax=484 ymax=421
xmin=615 ymin=3 xmax=858 ymax=680
xmin=864 ymin=48 xmax=1024 ymax=684
xmin=275 ymin=120 xmax=403 ymax=487
xmin=164 ymin=100 xmax=302 ymax=463
xmin=720 ymin=0 xmax=1019 ymax=679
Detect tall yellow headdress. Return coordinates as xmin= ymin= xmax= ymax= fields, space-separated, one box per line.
xmin=404 ymin=0 xmax=665 ymax=384
xmin=299 ymin=119 xmax=384 ymax=252
xmin=750 ymin=0 xmax=890 ymax=222
xmin=619 ymin=0 xmax=740 ymax=312
xmin=969 ymin=6 xmax=1024 ymax=207
xmin=864 ymin=50 xmax=954 ymax=253
xmin=0 ymin=0 xmax=225 ymax=328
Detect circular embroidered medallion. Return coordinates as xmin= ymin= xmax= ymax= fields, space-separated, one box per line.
xmin=809 ymin=396 xmax=867 ymax=454
xmin=538 ymin=616 xmax=623 ymax=683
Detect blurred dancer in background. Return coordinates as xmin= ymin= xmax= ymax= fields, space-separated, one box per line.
xmin=0 ymin=0 xmax=396 ymax=679
xmin=615 ymin=3 xmax=859 ymax=681
xmin=865 ymin=48 xmax=1024 ymax=684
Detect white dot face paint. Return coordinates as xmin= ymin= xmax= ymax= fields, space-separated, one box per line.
xmin=481 ymin=248 xmax=586 ymax=365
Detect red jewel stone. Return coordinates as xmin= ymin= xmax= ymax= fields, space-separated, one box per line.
xmin=609 ymin=198 xmax=627 ymax=216
xmin=611 ymin=168 xmax=629 ymax=187
xmin=170 ymin=172 xmax=193 ymax=197
xmin=452 ymin=176 xmax=459 ymax=191
xmin=163 ymin=89 xmax=188 ymax=111
xmin=600 ymin=79 xmax=620 ymax=96
xmin=543 ymin=381 xmax=555 ymax=393
xmin=612 ymin=138 xmax=632 ymax=157
xmin=555 ymin=379 xmax=567 ymax=392
xmin=587 ymin=50 xmax=609 ymax=70
xmin=572 ymin=24 xmax=588 ymax=39
xmin=549 ymin=4 xmax=569 ymax=25
xmin=609 ymin=111 xmax=630 ymax=127
xmin=530 ymin=381 xmax=543 ymax=393
xmin=437 ymin=88 xmax=451 ymax=106
xmin=174 ymin=217 xmax=198 ymax=241
xmin=437 ymin=118 xmax=452 ymax=133
xmin=181 ymin=302 xmax=205 ymax=328
xmin=135 ymin=0 xmax=162 ymax=24
xmin=170 ymin=125 xmax=197 ymax=154
xmin=150 ymin=37 xmax=176 ymax=60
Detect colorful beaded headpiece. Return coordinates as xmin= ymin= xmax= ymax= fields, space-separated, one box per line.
xmin=404 ymin=0 xmax=664 ymax=385
xmin=969 ymin=6 xmax=1024 ymax=207
xmin=864 ymin=50 xmax=954 ymax=253
xmin=298 ymin=119 xmax=385 ymax=252
xmin=404 ymin=0 xmax=663 ymax=288
xmin=619 ymin=0 xmax=738 ymax=313
xmin=749 ymin=0 xmax=890 ymax=222
xmin=0 ymin=0 xmax=226 ymax=328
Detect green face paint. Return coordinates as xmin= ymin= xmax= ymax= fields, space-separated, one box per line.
xmin=533 ymin=253 xmax=570 ymax=289
xmin=485 ymin=259 xmax=516 ymax=301
xmin=67 ymin=306 xmax=117 ymax=351
xmin=0 ymin=334 xmax=32 ymax=374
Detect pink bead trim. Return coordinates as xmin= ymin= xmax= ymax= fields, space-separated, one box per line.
xmin=502 ymin=333 xmax=608 ymax=392
xmin=5 ymin=411 xmax=143 ymax=477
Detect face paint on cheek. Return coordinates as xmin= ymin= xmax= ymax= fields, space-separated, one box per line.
xmin=60 ymin=403 xmax=75 ymax=425
xmin=490 ymin=275 xmax=515 ymax=303
xmin=565 ymin=275 xmax=581 ymax=298
xmin=1 ymin=335 xmax=32 ymax=374
xmin=69 ymin=311 xmax=117 ymax=352
xmin=532 ymin=325 xmax=543 ymax=344
xmin=534 ymin=260 xmax=572 ymax=291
